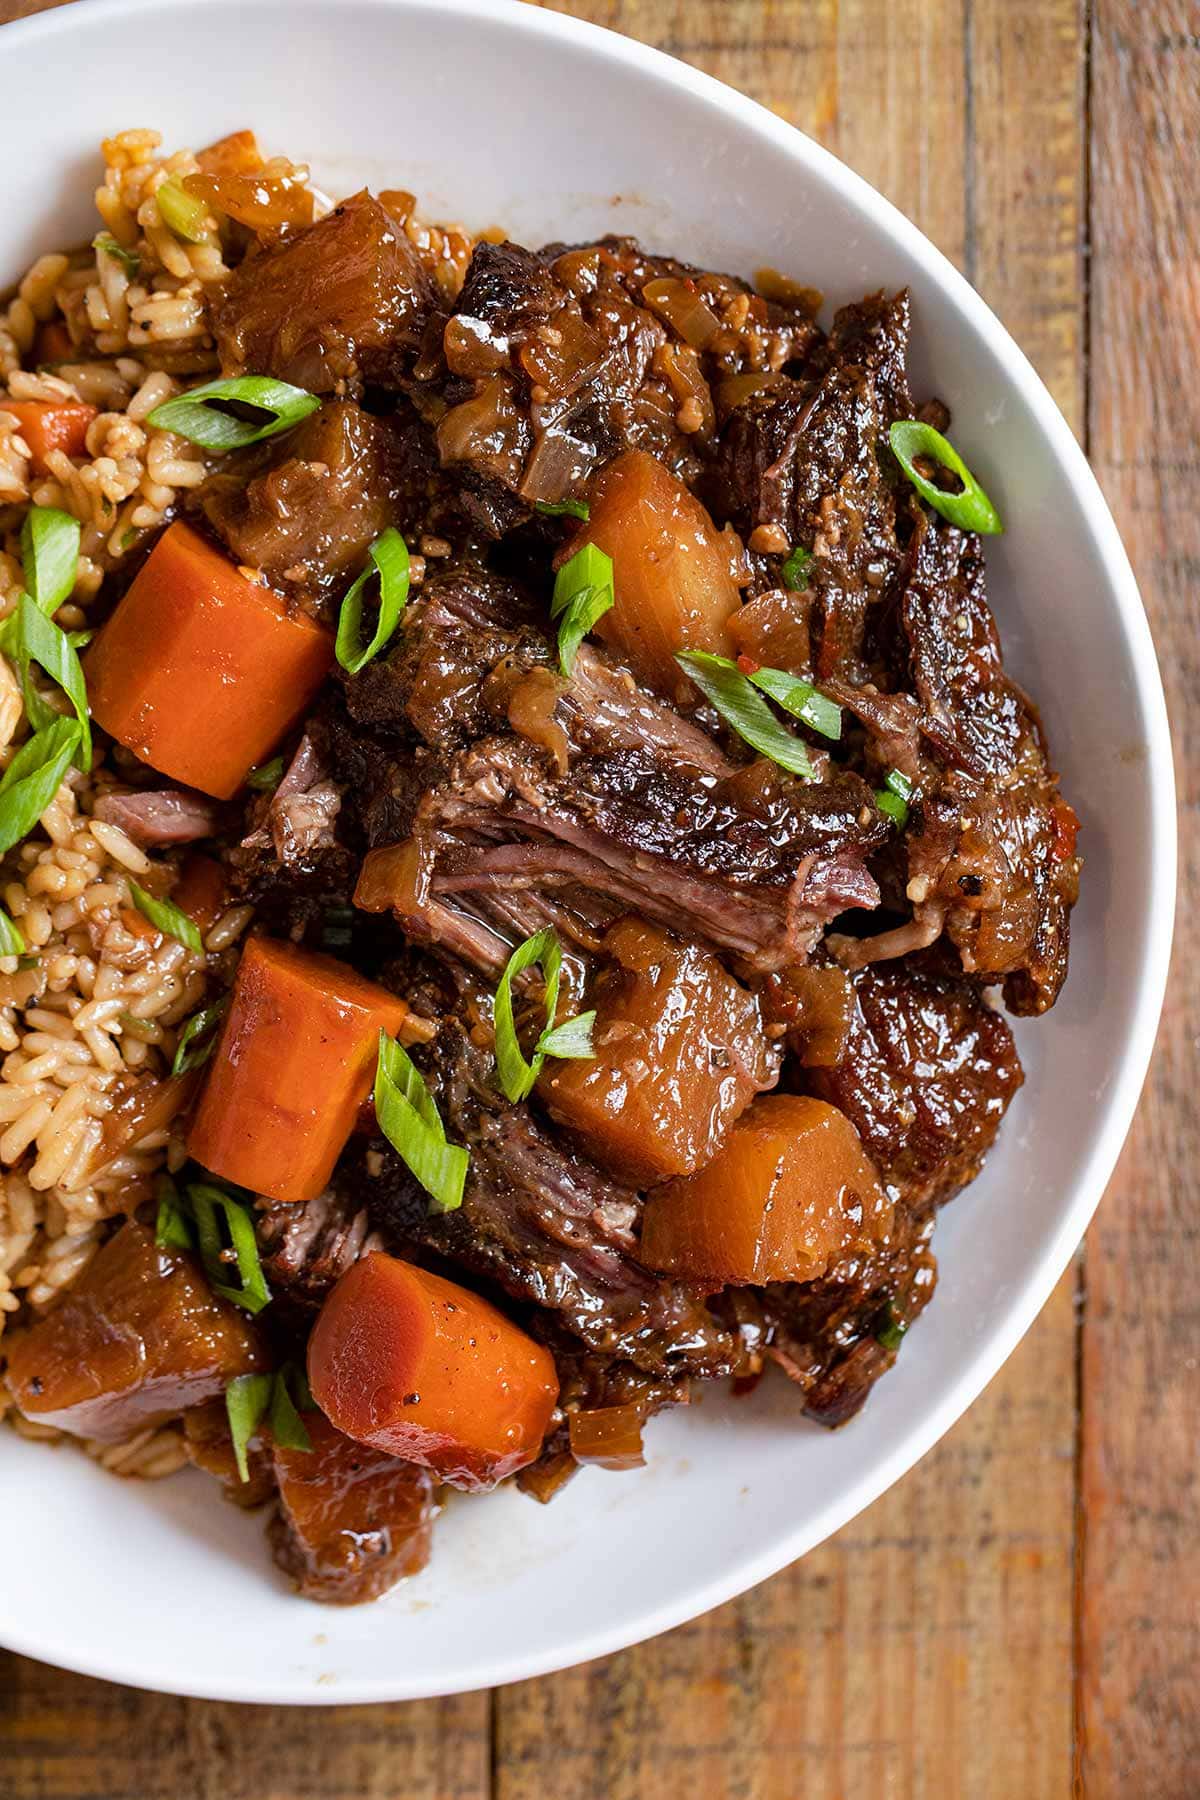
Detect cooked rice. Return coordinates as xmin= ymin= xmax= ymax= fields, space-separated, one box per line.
xmin=0 ymin=126 xmax=322 ymax=1475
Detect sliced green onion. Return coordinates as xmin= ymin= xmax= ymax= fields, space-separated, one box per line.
xmin=15 ymin=953 xmax=38 ymax=971
xmin=536 ymin=497 xmax=590 ymax=521
xmin=21 ymin=506 xmax=80 ymax=617
xmin=93 ymin=232 xmax=140 ymax=277
xmin=66 ymin=629 xmax=94 ymax=652
xmin=13 ymin=590 xmax=92 ymax=771
xmin=171 ymin=998 xmax=228 ymax=1076
xmin=876 ymin=1302 xmax=909 ymax=1353
xmin=374 ymin=1030 xmax=469 ymax=1215
xmin=888 ymin=420 xmax=1002 ymax=535
xmin=147 ymin=375 xmax=321 ymax=452
xmin=536 ymin=1009 xmax=596 ymax=1060
xmin=155 ymin=177 xmax=212 ymax=243
xmin=269 ymin=1365 xmax=314 ymax=1454
xmin=187 ymin=1181 xmax=271 ymax=1314
xmin=334 ymin=528 xmax=410 ymax=675
xmin=0 ymin=717 xmax=81 ymax=857
xmin=127 ymin=879 xmax=203 ymax=953
xmin=494 ymin=931 xmax=596 ymax=1100
xmin=675 ymin=651 xmax=814 ymax=779
xmin=0 ymin=907 xmax=25 ymax=958
xmin=875 ymin=768 xmax=915 ymax=828
xmin=781 ymin=544 xmax=811 ymax=590
xmin=552 ymin=542 xmax=614 ymax=677
xmin=494 ymin=929 xmax=562 ymax=1103
xmin=747 ymin=664 xmax=842 ymax=742
xmin=319 ymin=904 xmax=355 ymax=954
xmin=154 ymin=1174 xmax=193 ymax=1253
xmin=245 ymin=755 xmax=284 ymax=792
xmin=225 ymin=1372 xmax=273 ymax=1483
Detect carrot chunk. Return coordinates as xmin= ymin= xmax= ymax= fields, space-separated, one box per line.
xmin=32 ymin=320 xmax=75 ymax=366
xmin=5 ymin=398 xmax=96 ymax=473
xmin=5 ymin=1219 xmax=268 ymax=1442
xmin=307 ymin=1254 xmax=559 ymax=1491
xmin=186 ymin=936 xmax=416 ymax=1204
xmin=571 ymin=448 xmax=741 ymax=700
xmin=638 ymin=1094 xmax=893 ymax=1286
xmin=85 ymin=521 xmax=333 ymax=799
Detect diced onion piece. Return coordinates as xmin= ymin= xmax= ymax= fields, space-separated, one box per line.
xmin=568 ymin=1403 xmax=646 ymax=1471
xmin=638 ymin=1094 xmax=893 ymax=1285
xmin=571 ymin=449 xmax=741 ymax=700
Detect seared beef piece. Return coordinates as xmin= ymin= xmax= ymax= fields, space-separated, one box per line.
xmin=416 ymin=735 xmax=887 ymax=971
xmin=346 ymin=564 xmax=547 ymax=755
xmin=708 ymin=290 xmax=912 ymax=680
xmin=213 ymin=191 xmax=435 ymax=393
xmin=229 ymin=731 xmax=355 ymax=908
xmin=256 ymin=1185 xmax=382 ymax=1309
xmin=93 ymin=786 xmax=225 ymax=846
xmin=203 ymin=400 xmax=419 ymax=603
xmin=418 ymin=235 xmax=820 ymax=530
xmin=756 ymin=1204 xmax=938 ymax=1427
xmin=559 ymin=645 xmax=733 ymax=775
xmin=805 ymin=958 xmax=1023 ymax=1211
xmin=831 ymin=517 xmax=1081 ymax=1013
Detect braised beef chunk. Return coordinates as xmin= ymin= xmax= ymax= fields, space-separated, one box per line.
xmin=709 ymin=290 xmax=912 ymax=679
xmin=256 ymin=1186 xmax=382 ymax=1309
xmin=202 ymin=401 xmax=412 ymax=601
xmin=805 ymin=959 xmax=1024 ymax=1210
xmin=758 ymin=1204 xmax=938 ymax=1426
xmin=419 ymin=235 xmax=821 ymax=528
xmin=833 ymin=515 xmax=1081 ymax=1013
xmin=213 ymin=191 xmax=435 ymax=392
xmin=415 ymin=737 xmax=888 ymax=971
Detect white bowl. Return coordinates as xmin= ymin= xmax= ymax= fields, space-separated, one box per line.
xmin=0 ymin=0 xmax=1174 ymax=1704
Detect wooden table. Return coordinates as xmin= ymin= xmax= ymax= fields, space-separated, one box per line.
xmin=0 ymin=0 xmax=1194 ymax=1793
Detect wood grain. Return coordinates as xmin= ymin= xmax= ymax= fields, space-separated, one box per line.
xmin=0 ymin=0 xmax=1189 ymax=1794
xmin=1079 ymin=2 xmax=1200 ymax=1792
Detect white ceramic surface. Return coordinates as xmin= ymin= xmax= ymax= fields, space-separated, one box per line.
xmin=0 ymin=0 xmax=1175 ymax=1705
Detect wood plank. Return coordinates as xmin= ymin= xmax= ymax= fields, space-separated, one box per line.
xmin=500 ymin=7 xmax=1084 ymax=1796
xmin=1080 ymin=2 xmax=1200 ymax=1791
xmin=0 ymin=1655 xmax=490 ymax=1800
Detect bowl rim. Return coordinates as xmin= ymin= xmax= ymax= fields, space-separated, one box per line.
xmin=0 ymin=0 xmax=1177 ymax=1704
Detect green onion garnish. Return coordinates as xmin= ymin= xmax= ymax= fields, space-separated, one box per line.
xmin=245 ymin=756 xmax=284 ymax=792
xmin=13 ymin=591 xmax=92 ymax=771
xmin=493 ymin=928 xmax=596 ymax=1103
xmin=875 ymin=767 xmax=914 ymax=828
xmin=746 ymin=664 xmax=842 ymax=741
xmin=155 ymin=177 xmax=212 ymax=244
xmin=319 ymin=904 xmax=355 ymax=954
xmin=269 ymin=1363 xmax=314 ymax=1454
xmin=0 ymin=717 xmax=81 ymax=858
xmin=66 ymin=629 xmax=94 ymax=652
xmin=187 ymin=1181 xmax=271 ymax=1314
xmin=551 ymin=541 xmax=614 ymax=677
xmin=147 ymin=375 xmax=321 ymax=452
xmin=171 ymin=998 xmax=228 ymax=1076
xmin=154 ymin=1173 xmax=194 ymax=1253
xmin=0 ymin=907 xmax=25 ymax=958
xmin=374 ymin=1030 xmax=469 ymax=1214
xmin=334 ymin=528 xmax=410 ymax=675
xmin=889 ymin=420 xmax=1002 ymax=535
xmin=675 ymin=651 xmax=814 ymax=778
xmin=536 ymin=497 xmax=591 ymax=521
xmin=93 ymin=232 xmax=141 ymax=277
xmin=876 ymin=1301 xmax=909 ymax=1352
xmin=127 ymin=879 xmax=203 ymax=954
xmin=225 ymin=1365 xmax=314 ymax=1482
xmin=781 ymin=544 xmax=812 ymax=590
xmin=21 ymin=506 xmax=80 ymax=618
xmin=225 ymin=1372 xmax=273 ymax=1483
